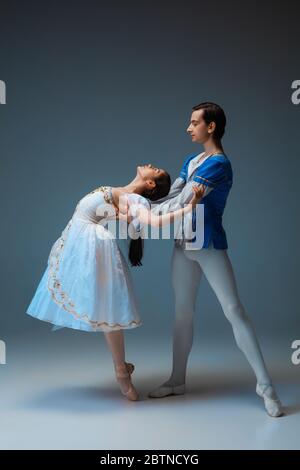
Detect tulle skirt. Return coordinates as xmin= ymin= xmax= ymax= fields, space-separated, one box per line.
xmin=26 ymin=216 xmax=141 ymax=332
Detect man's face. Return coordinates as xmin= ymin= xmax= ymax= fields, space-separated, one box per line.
xmin=186 ymin=109 xmax=212 ymax=144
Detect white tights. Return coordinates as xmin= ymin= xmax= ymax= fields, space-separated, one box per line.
xmin=168 ymin=243 xmax=272 ymax=387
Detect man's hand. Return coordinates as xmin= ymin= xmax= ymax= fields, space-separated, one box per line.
xmin=190 ymin=184 xmax=206 ymax=208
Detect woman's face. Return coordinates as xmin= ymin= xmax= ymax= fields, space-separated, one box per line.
xmin=186 ymin=109 xmax=215 ymax=144
xmin=137 ymin=164 xmax=165 ymax=180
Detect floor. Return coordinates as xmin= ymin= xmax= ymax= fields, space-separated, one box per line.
xmin=0 ymin=330 xmax=299 ymax=450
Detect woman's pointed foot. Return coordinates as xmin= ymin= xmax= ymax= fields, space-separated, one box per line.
xmin=115 ymin=363 xmax=139 ymax=401
xmin=256 ymin=383 xmax=284 ymax=417
xmin=125 ymin=362 xmax=135 ymax=375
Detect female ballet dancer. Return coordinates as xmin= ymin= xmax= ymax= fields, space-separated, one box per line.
xmin=26 ymin=164 xmax=205 ymax=401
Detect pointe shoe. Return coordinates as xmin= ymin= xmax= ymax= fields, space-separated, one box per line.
xmin=115 ymin=364 xmax=139 ymax=402
xmin=148 ymin=383 xmax=185 ymax=398
xmin=256 ymin=383 xmax=284 ymax=417
xmin=125 ymin=362 xmax=135 ymax=375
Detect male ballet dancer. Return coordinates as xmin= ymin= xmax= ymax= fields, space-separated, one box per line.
xmin=148 ymin=102 xmax=283 ymax=417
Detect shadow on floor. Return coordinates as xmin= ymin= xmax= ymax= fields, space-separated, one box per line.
xmin=19 ymin=366 xmax=300 ymax=416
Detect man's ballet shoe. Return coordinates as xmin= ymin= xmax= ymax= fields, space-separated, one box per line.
xmin=148 ymin=383 xmax=185 ymax=398
xmin=115 ymin=363 xmax=139 ymax=402
xmin=256 ymin=383 xmax=284 ymax=417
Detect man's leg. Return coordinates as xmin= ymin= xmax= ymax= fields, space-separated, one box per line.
xmin=185 ymin=246 xmax=283 ymax=416
xmin=148 ymin=244 xmax=202 ymax=397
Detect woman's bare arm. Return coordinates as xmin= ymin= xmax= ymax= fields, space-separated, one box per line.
xmin=132 ymin=185 xmax=205 ymax=228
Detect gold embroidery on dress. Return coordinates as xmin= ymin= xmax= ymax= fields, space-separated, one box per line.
xmin=89 ymin=186 xmax=113 ymax=204
xmin=46 ymin=187 xmax=141 ymax=331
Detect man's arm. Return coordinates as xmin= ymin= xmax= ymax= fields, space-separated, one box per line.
xmin=150 ymin=180 xmax=212 ymax=215
xmin=153 ymin=177 xmax=186 ymax=204
xmin=150 ymin=155 xmax=226 ymax=215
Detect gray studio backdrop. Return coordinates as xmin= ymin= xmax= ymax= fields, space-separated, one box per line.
xmin=0 ymin=0 xmax=299 ymax=340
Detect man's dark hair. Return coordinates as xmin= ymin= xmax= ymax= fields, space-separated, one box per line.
xmin=192 ymin=102 xmax=226 ymax=141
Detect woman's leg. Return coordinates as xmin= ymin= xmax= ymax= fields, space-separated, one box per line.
xmin=104 ymin=330 xmax=138 ymax=401
xmin=104 ymin=330 xmax=126 ymax=368
xmin=186 ymin=247 xmax=283 ymax=416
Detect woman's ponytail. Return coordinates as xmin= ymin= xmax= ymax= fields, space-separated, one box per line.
xmin=128 ymin=237 xmax=144 ymax=267
xmin=128 ymin=170 xmax=171 ymax=267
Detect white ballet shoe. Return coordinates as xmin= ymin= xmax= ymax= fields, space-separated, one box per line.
xmin=148 ymin=383 xmax=185 ymax=398
xmin=256 ymin=383 xmax=284 ymax=417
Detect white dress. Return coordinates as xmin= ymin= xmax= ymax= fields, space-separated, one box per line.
xmin=26 ymin=186 xmax=149 ymax=332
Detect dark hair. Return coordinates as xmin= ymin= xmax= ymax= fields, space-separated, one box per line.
xmin=192 ymin=102 xmax=226 ymax=142
xmin=129 ymin=170 xmax=171 ymax=267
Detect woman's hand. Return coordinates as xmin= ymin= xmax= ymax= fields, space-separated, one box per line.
xmin=116 ymin=194 xmax=130 ymax=221
xmin=190 ymin=184 xmax=206 ymax=208
xmin=117 ymin=211 xmax=130 ymax=222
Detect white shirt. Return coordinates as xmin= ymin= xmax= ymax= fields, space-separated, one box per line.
xmin=187 ymin=152 xmax=212 ymax=180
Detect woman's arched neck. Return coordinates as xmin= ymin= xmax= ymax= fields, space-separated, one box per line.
xmin=115 ymin=176 xmax=144 ymax=195
xmin=121 ymin=179 xmax=143 ymax=195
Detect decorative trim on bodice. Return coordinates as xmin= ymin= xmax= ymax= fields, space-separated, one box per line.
xmin=89 ymin=186 xmax=113 ymax=204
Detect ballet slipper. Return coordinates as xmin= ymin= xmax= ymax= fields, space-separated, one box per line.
xmin=148 ymin=382 xmax=185 ymax=398
xmin=256 ymin=383 xmax=284 ymax=417
xmin=115 ymin=363 xmax=139 ymax=402
xmin=125 ymin=362 xmax=135 ymax=375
